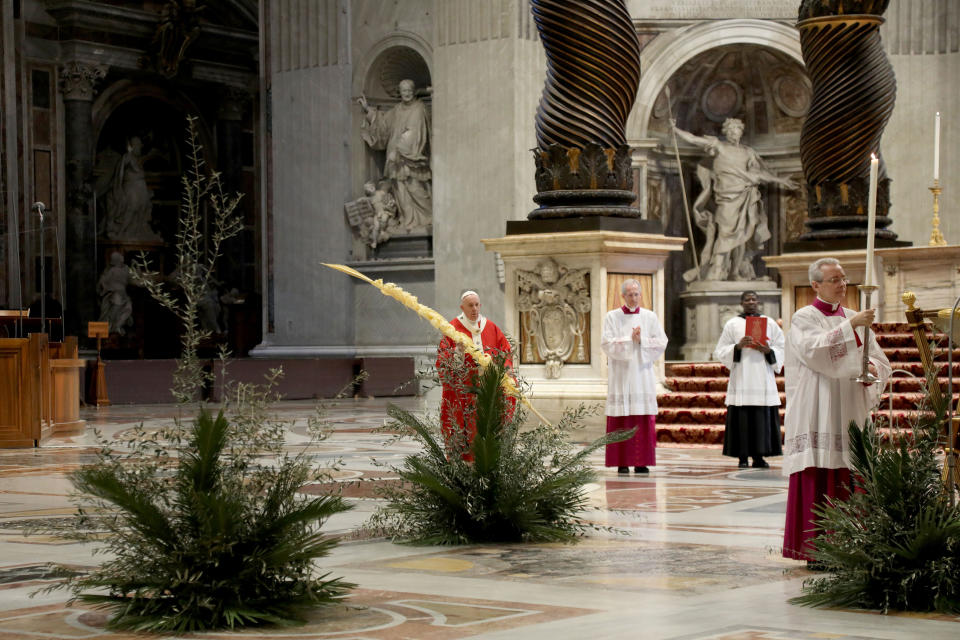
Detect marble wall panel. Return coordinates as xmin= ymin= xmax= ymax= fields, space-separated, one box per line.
xmin=627 ymin=0 xmax=795 ymax=20
xmin=432 ymin=25 xmax=546 ymax=324
xmin=266 ymin=64 xmax=355 ymax=348
xmin=882 ymin=51 xmax=960 ymax=247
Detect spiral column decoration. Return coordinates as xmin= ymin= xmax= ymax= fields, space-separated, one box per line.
xmin=529 ymin=0 xmax=642 ymax=219
xmin=796 ymin=0 xmax=900 ymax=242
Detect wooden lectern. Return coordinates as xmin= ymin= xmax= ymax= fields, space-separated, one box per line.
xmin=88 ymin=321 xmax=111 ymax=407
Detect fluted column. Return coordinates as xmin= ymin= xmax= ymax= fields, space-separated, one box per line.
xmin=59 ymin=61 xmax=107 ymax=338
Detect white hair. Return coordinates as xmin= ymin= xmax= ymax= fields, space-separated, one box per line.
xmin=809 ymin=257 xmax=840 ymax=283
xmin=621 ymin=279 xmax=642 ymax=294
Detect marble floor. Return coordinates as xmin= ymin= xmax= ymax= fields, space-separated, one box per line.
xmin=1 ymin=399 xmax=957 ymax=639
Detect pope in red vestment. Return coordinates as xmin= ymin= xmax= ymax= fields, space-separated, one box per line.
xmin=435 ymin=290 xmax=513 ymax=458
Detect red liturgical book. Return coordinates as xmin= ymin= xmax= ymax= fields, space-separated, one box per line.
xmin=745 ymin=316 xmax=768 ymax=345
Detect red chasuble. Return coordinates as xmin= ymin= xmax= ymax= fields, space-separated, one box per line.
xmin=435 ymin=317 xmax=513 ymax=459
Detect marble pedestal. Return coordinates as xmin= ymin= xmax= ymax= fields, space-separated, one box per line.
xmin=482 ymin=231 xmax=685 ymax=435
xmin=679 ymin=280 xmax=781 ymax=361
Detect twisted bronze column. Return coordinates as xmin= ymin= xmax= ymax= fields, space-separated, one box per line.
xmin=796 ymin=0 xmax=899 ymax=242
xmin=529 ymin=0 xmax=642 ymax=219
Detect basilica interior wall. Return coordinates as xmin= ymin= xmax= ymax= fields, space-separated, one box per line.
xmin=432 ymin=6 xmax=545 ymax=326
xmin=881 ymin=0 xmax=960 ymax=247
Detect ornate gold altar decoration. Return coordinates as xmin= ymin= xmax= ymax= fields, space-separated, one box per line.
xmin=902 ymin=291 xmax=960 ymax=497
xmin=517 ymin=258 xmax=590 ymax=377
xmin=322 ymin=263 xmax=549 ymax=425
xmin=796 ymin=0 xmax=899 ymax=242
xmin=529 ymin=0 xmax=641 ymax=217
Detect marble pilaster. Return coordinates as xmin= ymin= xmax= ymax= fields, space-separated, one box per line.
xmin=483 ymin=231 xmax=685 ymax=432
xmin=432 ymin=0 xmax=546 ymax=324
xmin=59 ymin=61 xmax=106 ymax=338
xmin=253 ymin=0 xmax=356 ymax=357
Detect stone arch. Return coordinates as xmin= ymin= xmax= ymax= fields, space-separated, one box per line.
xmin=352 ymin=32 xmax=433 ymax=99
xmin=92 ymin=79 xmax=213 ymax=154
xmin=629 ymin=19 xmax=803 ymax=140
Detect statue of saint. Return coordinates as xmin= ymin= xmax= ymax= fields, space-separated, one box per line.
xmin=97 ymin=252 xmax=133 ymax=336
xmin=103 ymin=136 xmax=162 ymax=243
xmin=672 ymin=118 xmax=797 ymax=282
xmin=357 ymin=79 xmax=432 ymax=232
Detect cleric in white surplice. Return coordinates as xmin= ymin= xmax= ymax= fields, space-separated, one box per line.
xmin=601 ymin=278 xmax=668 ymax=475
xmin=781 ymin=257 xmax=891 ymax=565
xmin=714 ymin=290 xmax=785 ymax=469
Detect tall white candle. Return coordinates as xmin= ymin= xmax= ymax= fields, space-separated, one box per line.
xmin=934 ymin=112 xmax=941 ymax=182
xmin=865 ymin=153 xmax=878 ymax=287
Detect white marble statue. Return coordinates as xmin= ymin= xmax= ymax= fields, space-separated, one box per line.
xmin=672 ymin=118 xmax=797 ymax=282
xmin=102 ymin=137 xmax=162 ymax=243
xmin=97 ymin=251 xmax=133 ymax=336
xmin=357 ymin=79 xmax=432 ymax=233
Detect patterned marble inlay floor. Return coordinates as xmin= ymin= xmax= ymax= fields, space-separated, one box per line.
xmin=0 ymin=398 xmax=957 ymax=639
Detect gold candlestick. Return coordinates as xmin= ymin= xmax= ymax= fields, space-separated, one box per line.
xmin=929 ymin=180 xmax=947 ymax=246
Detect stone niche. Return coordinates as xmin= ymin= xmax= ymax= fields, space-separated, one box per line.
xmin=347 ymin=43 xmax=433 ymax=263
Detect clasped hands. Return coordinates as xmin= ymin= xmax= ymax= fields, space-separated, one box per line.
xmin=737 ymin=335 xmax=771 ymax=353
xmin=631 ymin=326 xmax=643 ymax=344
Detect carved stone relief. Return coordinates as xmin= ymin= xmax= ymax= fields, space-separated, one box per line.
xmin=517 ymin=258 xmax=591 ymax=378
xmin=783 ymin=172 xmax=808 ymax=245
xmin=718 ymin=304 xmax=739 ymax=328
xmin=685 ymin=309 xmax=697 ymax=343
xmin=59 ymin=62 xmax=107 ymax=101
xmin=646 ymin=176 xmax=663 ymax=222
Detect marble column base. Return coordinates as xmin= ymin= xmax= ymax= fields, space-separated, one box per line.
xmin=679 ymin=280 xmax=781 ymax=361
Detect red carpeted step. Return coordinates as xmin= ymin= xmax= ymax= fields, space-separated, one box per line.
xmin=882 ymin=347 xmax=960 ymax=362
xmin=657 ymin=391 xmax=787 ymax=407
xmin=875 ymin=322 xmax=913 ymax=333
xmin=877 ymin=333 xmax=950 ymax=349
xmin=878 ymin=392 xmax=960 ymax=410
xmin=656 ymin=424 xmax=725 ymax=445
xmin=871 ymin=409 xmax=937 ymax=429
xmin=657 ymin=391 xmax=728 ymax=407
xmin=664 ymin=377 xmax=729 ymax=392
xmin=888 ymin=377 xmax=960 ymax=392
xmin=658 ymin=407 xmax=786 ymax=424
xmin=664 ymin=377 xmax=785 ymax=392
xmin=658 ymin=407 xmax=727 ymax=424
xmin=666 ymin=362 xmax=728 ymax=377
xmin=891 ymin=362 xmax=960 ymax=376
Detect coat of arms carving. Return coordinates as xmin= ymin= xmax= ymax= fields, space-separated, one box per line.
xmin=517 ymin=258 xmax=591 ymax=378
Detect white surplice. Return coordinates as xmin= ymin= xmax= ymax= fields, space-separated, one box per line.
xmin=601 ymin=307 xmax=669 ymax=416
xmin=782 ymin=304 xmax=892 ymax=476
xmin=714 ymin=315 xmax=784 ymax=406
